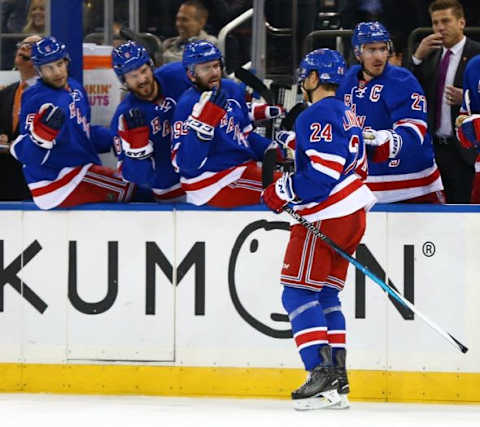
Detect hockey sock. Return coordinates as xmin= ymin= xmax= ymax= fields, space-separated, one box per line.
xmin=318 ymin=287 xmax=346 ymax=365
xmin=282 ymin=286 xmax=329 ymax=371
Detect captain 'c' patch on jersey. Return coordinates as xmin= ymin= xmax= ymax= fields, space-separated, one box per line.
xmin=369 ymin=84 xmax=384 ymax=102
xmin=310 ymin=123 xmax=332 ymax=142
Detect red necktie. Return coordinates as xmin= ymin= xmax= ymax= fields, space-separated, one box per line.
xmin=435 ymin=49 xmax=452 ymax=131
xmin=12 ymin=81 xmax=27 ymax=134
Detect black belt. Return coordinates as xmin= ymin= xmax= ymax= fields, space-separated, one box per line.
xmin=434 ymin=135 xmax=456 ymax=145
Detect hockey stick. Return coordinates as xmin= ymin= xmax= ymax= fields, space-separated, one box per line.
xmin=234 ymin=67 xmax=275 ymax=105
xmin=262 ymin=146 xmax=278 ymax=188
xmin=281 ymin=102 xmax=307 ymax=131
xmin=283 ymin=206 xmax=469 ymax=354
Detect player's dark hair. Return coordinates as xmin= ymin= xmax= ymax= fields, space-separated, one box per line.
xmin=428 ymin=0 xmax=464 ymax=20
xmin=181 ymin=0 xmax=209 ymax=22
xmin=319 ymin=82 xmax=339 ymax=92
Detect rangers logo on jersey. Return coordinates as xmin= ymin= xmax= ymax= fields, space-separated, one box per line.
xmin=356 ymin=85 xmax=367 ymax=98
xmin=156 ymin=97 xmax=175 ymax=113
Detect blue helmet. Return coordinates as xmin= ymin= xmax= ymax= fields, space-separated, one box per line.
xmin=182 ymin=40 xmax=222 ymax=73
xmin=112 ymin=41 xmax=153 ymax=81
xmin=352 ymin=21 xmax=392 ymax=56
xmin=297 ymin=48 xmax=346 ymax=86
xmin=31 ymin=36 xmax=70 ymax=68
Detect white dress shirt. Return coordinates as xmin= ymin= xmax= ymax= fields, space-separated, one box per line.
xmin=437 ymin=36 xmax=466 ymax=137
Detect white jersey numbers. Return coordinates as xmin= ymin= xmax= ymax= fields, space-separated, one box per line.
xmin=348 ymin=134 xmax=360 ymax=154
xmin=310 ymin=122 xmax=333 ymax=142
xmin=411 ymin=93 xmax=427 ymax=113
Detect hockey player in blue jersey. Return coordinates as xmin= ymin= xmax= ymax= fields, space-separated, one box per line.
xmin=159 ymin=60 xmax=285 ymax=124
xmin=262 ymin=49 xmax=376 ymax=410
xmin=337 ymin=22 xmax=445 ymax=203
xmin=456 ymin=54 xmax=480 ymax=202
xmin=110 ymin=41 xmax=185 ymax=202
xmin=171 ymin=40 xmax=281 ymax=207
xmin=10 ymin=36 xmax=134 ymax=209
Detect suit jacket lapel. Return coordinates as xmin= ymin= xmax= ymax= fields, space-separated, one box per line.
xmin=455 ymin=38 xmax=472 ymax=87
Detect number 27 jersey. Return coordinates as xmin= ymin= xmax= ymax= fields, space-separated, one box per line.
xmin=337 ymin=64 xmax=443 ymax=203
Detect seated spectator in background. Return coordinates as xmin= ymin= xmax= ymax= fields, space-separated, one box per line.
xmin=10 ymin=36 xmax=134 ymax=209
xmin=22 ymin=0 xmax=45 ymax=34
xmin=162 ymin=0 xmax=217 ymax=64
xmin=0 ymin=34 xmax=41 ymax=201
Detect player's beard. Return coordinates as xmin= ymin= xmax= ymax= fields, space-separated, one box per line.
xmin=363 ymin=60 xmax=387 ymax=79
xmin=131 ymin=78 xmax=156 ymax=100
xmin=194 ymin=74 xmax=221 ymax=92
xmin=42 ymin=73 xmax=68 ymax=89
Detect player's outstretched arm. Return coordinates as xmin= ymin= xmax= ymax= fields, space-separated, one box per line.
xmin=248 ymin=102 xmax=285 ymax=122
xmin=362 ymin=129 xmax=402 ymax=163
xmin=91 ymin=125 xmax=115 ymax=154
xmin=372 ymin=72 xmax=429 ymax=161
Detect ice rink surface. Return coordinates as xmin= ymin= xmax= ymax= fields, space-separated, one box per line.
xmin=1 ymin=394 xmax=479 ymax=427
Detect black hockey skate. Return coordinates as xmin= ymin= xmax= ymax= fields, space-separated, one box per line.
xmin=292 ymin=345 xmax=340 ymax=410
xmin=331 ymin=348 xmax=350 ymax=409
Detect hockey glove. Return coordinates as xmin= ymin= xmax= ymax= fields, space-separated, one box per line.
xmin=363 ymin=129 xmax=402 ymax=163
xmin=456 ymin=114 xmax=480 ymax=150
xmin=118 ymin=108 xmax=153 ymax=160
xmin=249 ymin=103 xmax=285 ymax=121
xmin=261 ymin=173 xmax=295 ymax=213
xmin=186 ymin=87 xmax=228 ymax=141
xmin=275 ymin=130 xmax=296 ymax=151
xmin=30 ymin=103 xmax=65 ymax=149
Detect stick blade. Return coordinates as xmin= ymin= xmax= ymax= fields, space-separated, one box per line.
xmin=448 ymin=333 xmax=469 ymax=353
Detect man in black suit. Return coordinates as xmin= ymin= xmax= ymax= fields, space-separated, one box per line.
xmin=0 ymin=33 xmax=41 ymax=201
xmin=407 ymin=0 xmax=480 ymax=203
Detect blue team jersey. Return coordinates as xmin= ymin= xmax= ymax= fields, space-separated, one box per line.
xmin=291 ymin=96 xmax=375 ymax=221
xmin=10 ymin=77 xmax=113 ymax=209
xmin=462 ymin=54 xmax=480 ymax=114
xmin=171 ymin=79 xmax=270 ymax=205
xmin=337 ymin=63 xmax=443 ymax=202
xmin=111 ymin=68 xmax=182 ymax=201
xmin=157 ymin=61 xmax=191 ymax=101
